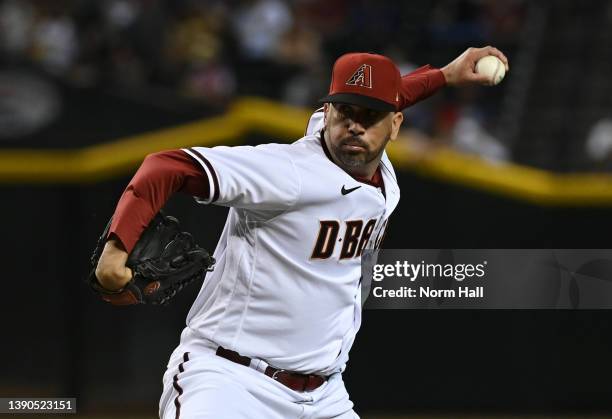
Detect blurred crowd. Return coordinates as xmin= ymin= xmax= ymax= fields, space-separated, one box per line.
xmin=0 ymin=0 xmax=528 ymax=160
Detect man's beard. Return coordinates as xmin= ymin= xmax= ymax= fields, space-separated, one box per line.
xmin=331 ymin=135 xmax=386 ymax=169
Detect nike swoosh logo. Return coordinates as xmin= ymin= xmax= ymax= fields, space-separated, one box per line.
xmin=341 ymin=185 xmax=362 ymax=195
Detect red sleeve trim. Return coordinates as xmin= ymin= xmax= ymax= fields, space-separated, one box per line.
xmin=107 ymin=150 xmax=209 ymax=253
xmin=398 ymin=65 xmax=446 ymax=110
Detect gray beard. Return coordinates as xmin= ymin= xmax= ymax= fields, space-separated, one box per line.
xmin=329 ymin=136 xmax=388 ymax=170
xmin=335 ymin=149 xmax=370 ymax=168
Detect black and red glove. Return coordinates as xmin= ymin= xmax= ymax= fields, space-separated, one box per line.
xmin=88 ymin=212 xmax=214 ymax=305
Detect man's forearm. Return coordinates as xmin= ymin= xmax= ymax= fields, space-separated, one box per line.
xmin=398 ymin=65 xmax=447 ymax=110
xmin=95 ymin=150 xmax=208 ymax=289
xmin=108 ymin=150 xmax=209 ymax=253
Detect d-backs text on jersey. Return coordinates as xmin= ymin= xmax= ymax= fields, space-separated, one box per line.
xmin=311 ymin=218 xmax=388 ymax=260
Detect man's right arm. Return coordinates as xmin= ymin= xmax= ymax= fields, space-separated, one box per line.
xmin=95 ymin=150 xmax=208 ymax=290
xmin=398 ymin=65 xmax=447 ymax=109
xmin=399 ymin=46 xmax=510 ymax=109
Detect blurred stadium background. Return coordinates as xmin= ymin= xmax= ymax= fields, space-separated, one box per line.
xmin=2 ymin=0 xmax=612 ymax=418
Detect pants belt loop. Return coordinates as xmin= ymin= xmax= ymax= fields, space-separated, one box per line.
xmin=249 ymin=358 xmax=269 ymax=374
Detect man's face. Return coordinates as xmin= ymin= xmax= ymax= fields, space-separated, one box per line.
xmin=324 ymin=103 xmax=403 ymax=176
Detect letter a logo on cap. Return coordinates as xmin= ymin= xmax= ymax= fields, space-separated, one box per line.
xmin=345 ymin=64 xmax=372 ymax=89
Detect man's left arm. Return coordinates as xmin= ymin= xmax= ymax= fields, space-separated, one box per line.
xmin=398 ymin=45 xmax=510 ymax=110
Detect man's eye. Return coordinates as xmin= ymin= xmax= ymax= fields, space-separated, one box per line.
xmin=340 ymin=107 xmax=353 ymax=118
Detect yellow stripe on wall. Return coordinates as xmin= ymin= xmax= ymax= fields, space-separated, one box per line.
xmin=1 ymin=96 xmax=612 ymax=206
xmin=388 ymin=141 xmax=612 ymax=206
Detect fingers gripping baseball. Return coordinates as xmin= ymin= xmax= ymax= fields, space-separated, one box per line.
xmin=441 ymin=46 xmax=510 ymax=86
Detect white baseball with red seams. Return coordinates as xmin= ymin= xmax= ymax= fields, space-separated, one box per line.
xmin=475 ymin=55 xmax=506 ymax=85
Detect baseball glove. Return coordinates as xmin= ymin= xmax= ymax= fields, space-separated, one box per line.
xmin=88 ymin=212 xmax=215 ymax=305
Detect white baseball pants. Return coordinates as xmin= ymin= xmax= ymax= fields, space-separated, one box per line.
xmin=159 ymin=349 xmax=359 ymax=419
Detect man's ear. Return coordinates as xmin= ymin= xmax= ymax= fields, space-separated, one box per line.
xmin=389 ymin=111 xmax=404 ymax=141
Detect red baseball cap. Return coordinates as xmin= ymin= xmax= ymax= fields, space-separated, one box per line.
xmin=319 ymin=52 xmax=401 ymax=112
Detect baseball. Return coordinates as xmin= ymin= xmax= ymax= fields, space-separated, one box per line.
xmin=475 ymin=55 xmax=506 ymax=85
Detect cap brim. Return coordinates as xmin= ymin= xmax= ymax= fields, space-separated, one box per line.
xmin=319 ymin=93 xmax=396 ymax=112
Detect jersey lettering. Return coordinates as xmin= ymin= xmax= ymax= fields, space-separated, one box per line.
xmin=374 ymin=218 xmax=389 ymax=249
xmin=339 ymin=220 xmax=363 ymax=259
xmin=311 ymin=218 xmax=379 ymax=260
xmin=311 ymin=220 xmax=340 ymax=259
xmin=356 ymin=219 xmax=376 ymax=256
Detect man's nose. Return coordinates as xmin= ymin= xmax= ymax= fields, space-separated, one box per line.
xmin=347 ymin=119 xmax=365 ymax=136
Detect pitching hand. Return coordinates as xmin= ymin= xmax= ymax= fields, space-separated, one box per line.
xmin=441 ymin=46 xmax=509 ymax=86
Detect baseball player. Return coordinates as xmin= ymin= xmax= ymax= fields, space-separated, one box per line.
xmin=95 ymin=46 xmax=508 ymax=418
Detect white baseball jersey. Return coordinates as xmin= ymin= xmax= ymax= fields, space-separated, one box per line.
xmin=177 ymin=110 xmax=400 ymax=375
